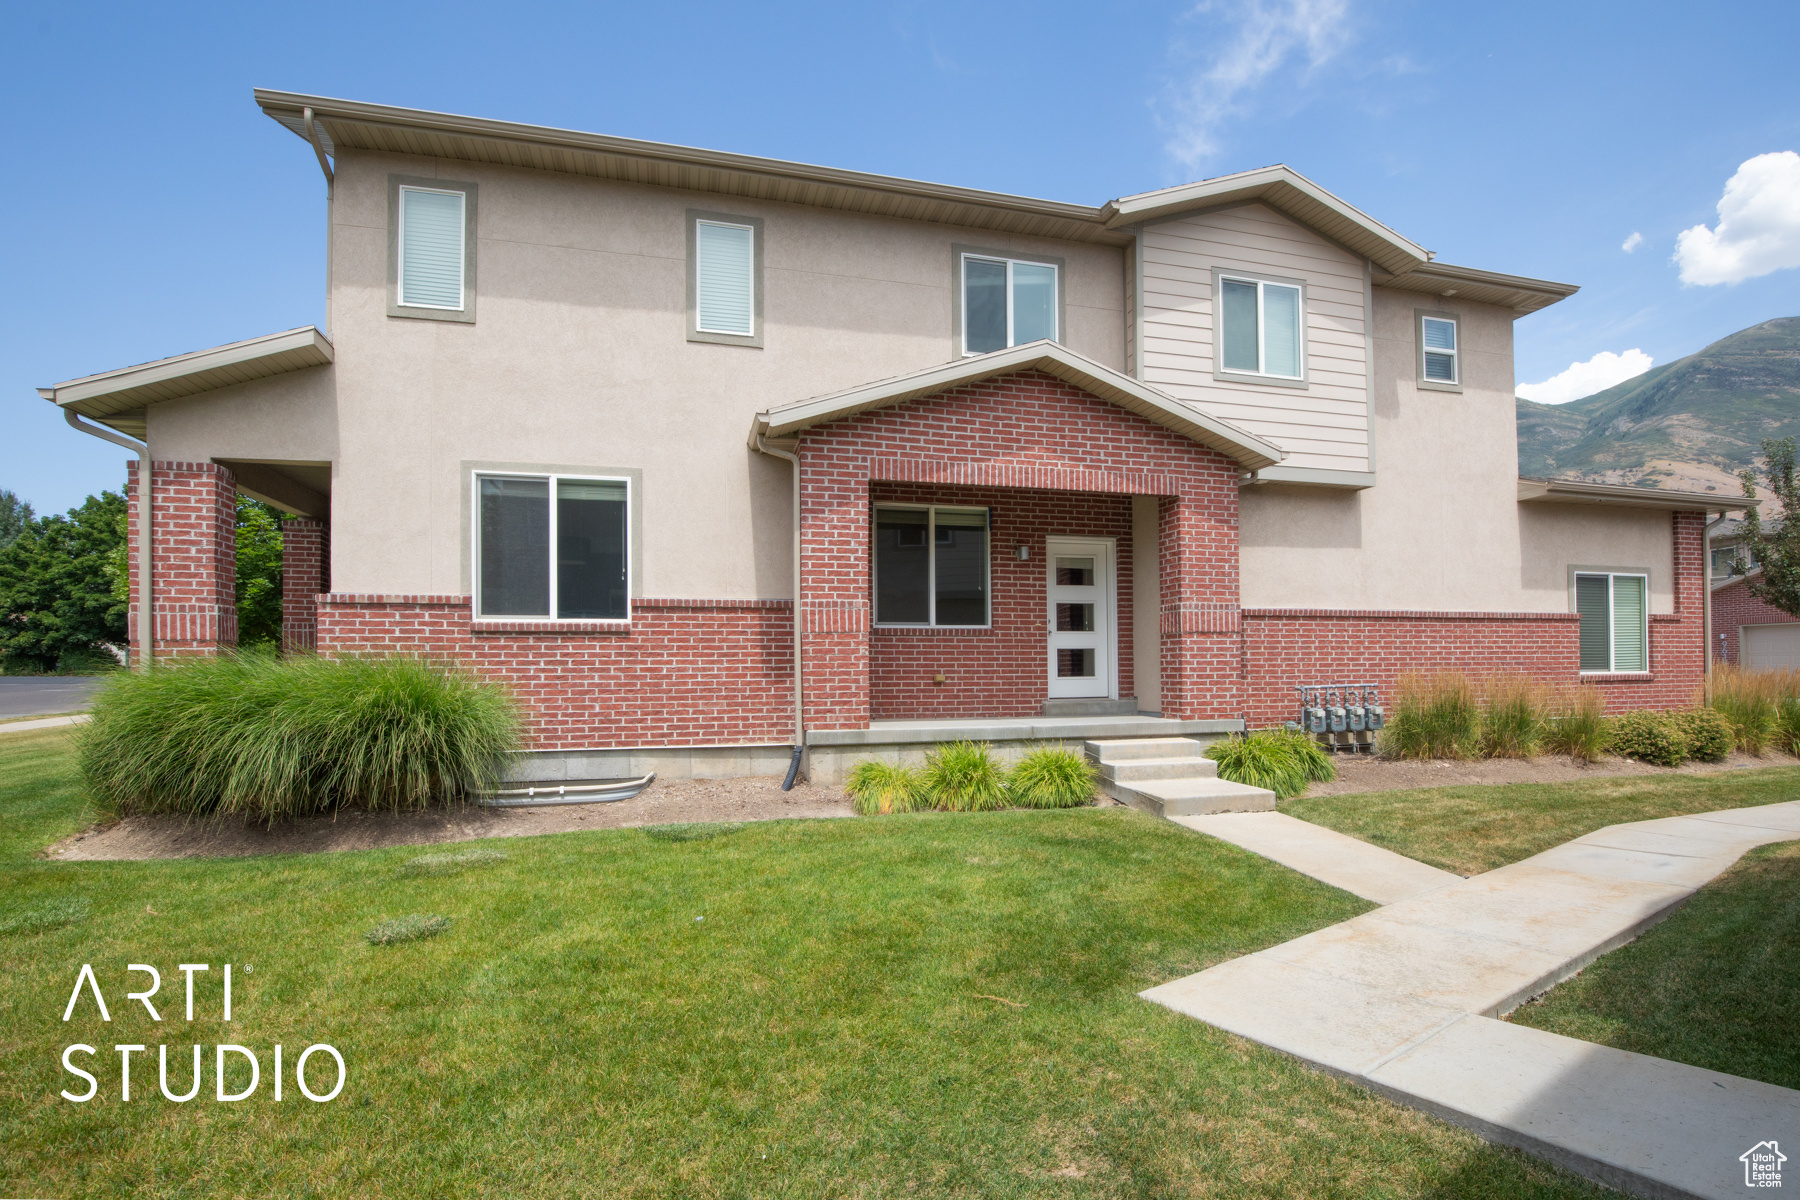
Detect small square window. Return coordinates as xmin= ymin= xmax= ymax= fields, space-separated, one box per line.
xmin=1416 ymin=311 xmax=1462 ymax=389
xmin=960 ymin=254 xmax=1059 ymax=355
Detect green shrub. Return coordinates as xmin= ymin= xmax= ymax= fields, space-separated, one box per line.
xmin=365 ymin=914 xmax=451 ymax=946
xmin=1777 ymin=698 xmax=1800 ymax=757
xmin=1479 ymin=674 xmax=1545 ymax=758
xmin=78 ymin=652 xmax=522 ymax=822
xmin=1608 ymin=709 xmax=1690 ymax=767
xmin=1381 ymin=671 xmax=1480 ymax=760
xmin=1206 ymin=727 xmax=1335 ymax=800
xmin=1709 ymin=663 xmax=1780 ymax=753
xmin=844 ymin=760 xmax=926 ymax=815
xmin=1542 ymin=685 xmax=1609 ymax=762
xmin=399 ymin=847 xmax=508 ymax=876
xmin=921 ymin=741 xmax=1008 ymax=812
xmin=1007 ymin=746 xmax=1098 ymax=809
xmin=1670 ymin=708 xmax=1732 ymax=763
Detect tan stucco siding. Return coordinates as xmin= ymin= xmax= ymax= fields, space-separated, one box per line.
xmin=148 ymin=367 xmax=338 ymax=463
xmin=290 ymin=151 xmax=1126 ymax=599
xmin=1138 ymin=203 xmax=1369 ymax=473
xmin=1518 ymin=505 xmax=1676 ymax=614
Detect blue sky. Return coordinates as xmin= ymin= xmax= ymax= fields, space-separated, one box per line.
xmin=4 ymin=0 xmax=1798 ymax=515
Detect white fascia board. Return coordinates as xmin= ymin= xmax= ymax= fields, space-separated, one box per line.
xmin=45 ymin=327 xmax=333 ymax=406
xmin=754 ymin=341 xmax=1285 ymax=471
xmin=1517 ymin=476 xmax=1751 ymax=511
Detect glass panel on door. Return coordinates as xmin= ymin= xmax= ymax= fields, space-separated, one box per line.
xmin=1046 ymin=544 xmax=1110 ymax=699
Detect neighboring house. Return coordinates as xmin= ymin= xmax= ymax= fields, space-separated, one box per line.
xmin=40 ymin=92 xmax=1747 ymax=781
xmin=1709 ymin=519 xmax=1800 ymax=667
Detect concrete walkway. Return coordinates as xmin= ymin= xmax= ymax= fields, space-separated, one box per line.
xmin=1174 ymin=811 xmax=1460 ymax=904
xmin=0 ymin=714 xmax=90 ymax=735
xmin=1149 ymin=802 xmax=1800 ymax=1199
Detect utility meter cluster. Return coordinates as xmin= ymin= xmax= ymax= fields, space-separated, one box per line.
xmin=1291 ymin=684 xmax=1384 ymax=753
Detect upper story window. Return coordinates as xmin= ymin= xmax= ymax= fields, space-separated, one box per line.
xmin=1575 ymin=571 xmax=1648 ymax=673
xmin=388 ymin=176 xmax=477 ymax=323
xmin=961 ymin=253 xmax=1058 ymax=355
xmin=1415 ymin=310 xmax=1462 ymax=391
xmin=688 ymin=210 xmax=764 ymax=347
xmin=873 ymin=505 xmax=990 ymax=627
xmin=1713 ymin=544 xmax=1756 ymax=576
xmin=475 ymin=473 xmax=629 ymax=621
xmin=1215 ymin=271 xmax=1304 ymax=381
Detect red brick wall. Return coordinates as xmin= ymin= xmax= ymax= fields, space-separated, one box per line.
xmin=126 ymin=460 xmax=237 ymax=662
xmin=867 ymin=483 xmax=1133 ymax=720
xmin=315 ymin=595 xmax=795 ymax=749
xmin=1711 ymin=575 xmax=1800 ymax=664
xmin=797 ymin=369 xmax=1242 ymax=727
xmin=1240 ymin=511 xmax=1710 ymax=724
xmin=280 ymin=519 xmax=328 ymax=652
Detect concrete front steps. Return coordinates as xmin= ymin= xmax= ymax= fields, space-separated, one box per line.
xmin=1086 ymin=738 xmax=1275 ymax=817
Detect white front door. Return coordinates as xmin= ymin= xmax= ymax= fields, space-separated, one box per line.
xmin=1046 ymin=538 xmax=1114 ymax=699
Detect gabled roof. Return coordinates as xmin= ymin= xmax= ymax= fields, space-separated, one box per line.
xmin=38 ymin=326 xmax=333 ymax=439
xmin=1517 ymin=476 xmax=1749 ymax=511
xmin=751 ymin=341 xmax=1285 ymax=470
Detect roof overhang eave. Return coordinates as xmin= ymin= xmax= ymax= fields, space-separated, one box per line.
xmin=753 ymin=342 xmax=1285 ymax=471
xmin=40 ymin=326 xmax=334 ymax=422
xmin=1517 ymin=476 xmax=1751 ymax=512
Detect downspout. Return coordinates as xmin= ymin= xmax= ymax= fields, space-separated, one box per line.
xmin=753 ymin=433 xmax=805 ymax=789
xmin=61 ymin=409 xmax=151 ymax=667
xmin=1703 ymin=508 xmax=1731 ymax=700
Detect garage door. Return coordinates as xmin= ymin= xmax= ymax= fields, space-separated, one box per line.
xmin=1742 ymin=623 xmax=1800 ymax=669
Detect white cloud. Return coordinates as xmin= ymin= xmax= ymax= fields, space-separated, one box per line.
xmin=1621 ymin=231 xmax=1643 ymax=253
xmin=1163 ymin=0 xmax=1353 ymax=170
xmin=1517 ymin=349 xmax=1655 ymax=405
xmin=1673 ymin=150 xmax=1800 ymax=285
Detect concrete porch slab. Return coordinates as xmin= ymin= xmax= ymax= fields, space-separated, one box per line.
xmin=809 ymin=714 xmax=1242 ymax=747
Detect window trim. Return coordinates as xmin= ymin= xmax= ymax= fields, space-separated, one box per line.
xmin=1415 ymin=308 xmax=1463 ymax=393
xmin=470 ymin=469 xmax=635 ymax=624
xmin=686 ymin=209 xmax=764 ymax=348
xmin=387 ymin=175 xmax=478 ymax=324
xmin=951 ymin=244 xmax=1066 ymax=357
xmin=1572 ymin=568 xmax=1651 ymax=674
xmin=1210 ymin=267 xmax=1309 ymax=389
xmin=871 ymin=503 xmax=993 ymax=629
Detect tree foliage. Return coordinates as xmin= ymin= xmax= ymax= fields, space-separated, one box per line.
xmin=236 ymin=496 xmax=284 ymax=649
xmin=1738 ymin=436 xmax=1800 ymax=618
xmin=0 ymin=489 xmax=34 ymax=550
xmin=0 ymin=490 xmax=127 ymax=672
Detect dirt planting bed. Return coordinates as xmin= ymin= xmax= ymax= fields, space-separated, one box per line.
xmin=1305 ymin=747 xmax=1800 ymax=797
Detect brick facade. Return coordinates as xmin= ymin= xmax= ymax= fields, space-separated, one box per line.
xmin=126 ymin=460 xmax=238 ymax=663
xmin=1711 ymin=574 xmax=1800 ymax=664
xmin=280 ymin=518 xmax=328 ymax=652
xmin=315 ymin=595 xmax=794 ymax=749
xmin=798 ymin=369 xmax=1242 ymax=728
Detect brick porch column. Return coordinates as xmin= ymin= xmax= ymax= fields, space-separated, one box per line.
xmin=280 ymin=518 xmax=328 ymax=652
xmin=1157 ymin=481 xmax=1245 ymax=722
xmin=127 ymin=460 xmax=238 ymax=661
xmin=797 ymin=437 xmax=871 ymax=730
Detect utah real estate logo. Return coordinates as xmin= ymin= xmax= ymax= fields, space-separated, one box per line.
xmin=1742 ymin=1140 xmax=1786 ymax=1189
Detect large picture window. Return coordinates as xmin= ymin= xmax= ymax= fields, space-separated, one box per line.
xmin=961 ymin=254 xmax=1058 ymax=355
xmin=1575 ymin=571 xmax=1648 ymax=673
xmin=873 ymin=506 xmax=989 ymax=627
xmin=476 ymin=473 xmax=629 ymax=620
xmin=1216 ymin=272 xmax=1304 ymax=380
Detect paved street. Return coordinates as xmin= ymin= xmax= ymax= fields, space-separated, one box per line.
xmin=0 ymin=676 xmax=107 ymax=719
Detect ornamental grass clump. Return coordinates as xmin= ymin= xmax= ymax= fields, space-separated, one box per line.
xmin=1541 ymin=684 xmax=1609 ymax=762
xmin=1478 ymin=673 xmax=1546 ymax=759
xmin=1006 ymin=746 xmax=1098 ymax=809
xmin=921 ymin=741 xmax=1009 ymax=812
xmin=1708 ymin=663 xmax=1783 ymax=754
xmin=1380 ymin=671 xmax=1480 ymax=760
xmin=1777 ymin=698 xmax=1800 ymax=757
xmin=1206 ymin=727 xmax=1335 ymax=800
xmin=79 ymin=652 xmax=522 ymax=823
xmin=844 ymin=760 xmax=926 ymax=815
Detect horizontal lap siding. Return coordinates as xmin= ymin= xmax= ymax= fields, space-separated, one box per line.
xmin=1140 ymin=203 xmax=1369 ymax=473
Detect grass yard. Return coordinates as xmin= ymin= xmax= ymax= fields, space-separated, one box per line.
xmin=1286 ymin=766 xmax=1800 ymax=875
xmin=1509 ymin=838 xmax=1800 ymax=1091
xmin=0 ymin=728 xmax=1612 ymax=1199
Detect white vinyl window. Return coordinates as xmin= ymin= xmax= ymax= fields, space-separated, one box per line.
xmin=1575 ymin=572 xmax=1648 ymax=673
xmin=695 ymin=219 xmax=756 ymax=336
xmin=1421 ymin=315 xmax=1459 ymax=384
xmin=398 ymin=186 xmax=467 ymax=310
xmin=961 ymin=255 xmax=1058 ymax=355
xmin=873 ymin=506 xmax=990 ymax=627
xmin=475 ymin=473 xmax=630 ymax=621
xmin=1218 ymin=275 xmax=1304 ymax=379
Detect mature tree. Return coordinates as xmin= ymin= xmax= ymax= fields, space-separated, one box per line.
xmin=0 ymin=489 xmax=34 ymax=550
xmin=236 ymin=496 xmax=285 ymax=649
xmin=0 ymin=491 xmax=128 ymax=672
xmin=1737 ymin=436 xmax=1800 ymax=618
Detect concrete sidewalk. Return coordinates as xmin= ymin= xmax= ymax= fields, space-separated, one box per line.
xmin=1173 ymin=811 xmax=1461 ymax=904
xmin=0 ymin=714 xmax=90 ymax=735
xmin=1149 ymin=802 xmax=1800 ymax=1199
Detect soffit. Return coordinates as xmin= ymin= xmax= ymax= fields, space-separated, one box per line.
xmin=1517 ymin=476 xmax=1747 ymax=511
xmin=1376 ymin=261 xmax=1579 ymax=316
xmin=39 ymin=327 xmax=334 ymax=424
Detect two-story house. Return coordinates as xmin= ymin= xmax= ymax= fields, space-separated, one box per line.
xmin=42 ymin=91 xmax=1742 ymax=783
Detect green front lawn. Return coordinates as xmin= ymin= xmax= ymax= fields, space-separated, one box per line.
xmin=0 ymin=728 xmax=1607 ymax=1199
xmin=1509 ymin=838 xmax=1800 ymax=1090
xmin=1286 ymin=767 xmax=1800 ymax=875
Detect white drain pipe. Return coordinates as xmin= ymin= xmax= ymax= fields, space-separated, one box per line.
xmin=62 ymin=410 xmax=152 ymax=667
xmin=753 ymin=433 xmax=805 ymax=788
